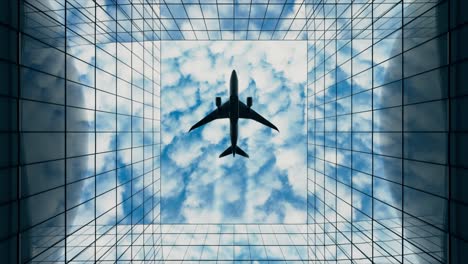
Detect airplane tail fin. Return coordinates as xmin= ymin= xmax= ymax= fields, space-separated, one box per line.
xmin=219 ymin=146 xmax=249 ymax=158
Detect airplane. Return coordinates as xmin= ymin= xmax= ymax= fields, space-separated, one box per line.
xmin=189 ymin=70 xmax=279 ymax=158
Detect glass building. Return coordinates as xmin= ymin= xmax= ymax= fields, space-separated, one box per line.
xmin=0 ymin=0 xmax=467 ymax=263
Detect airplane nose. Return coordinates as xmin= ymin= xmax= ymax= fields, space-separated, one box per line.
xmin=231 ymin=70 xmax=237 ymax=80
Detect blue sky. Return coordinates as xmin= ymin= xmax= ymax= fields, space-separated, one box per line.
xmin=161 ymin=41 xmax=307 ymax=223
xmin=46 ymin=0 xmax=422 ymax=229
xmin=22 ymin=1 xmax=449 ymax=262
xmin=42 ymin=0 xmax=309 ymax=230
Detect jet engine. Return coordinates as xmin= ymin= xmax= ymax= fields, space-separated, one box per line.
xmin=247 ymin=97 xmax=252 ymax=111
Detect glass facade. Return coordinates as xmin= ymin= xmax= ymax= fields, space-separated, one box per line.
xmin=1 ymin=1 xmax=161 ymax=262
xmin=0 ymin=0 xmax=467 ymax=263
xmin=307 ymin=0 xmax=468 ymax=263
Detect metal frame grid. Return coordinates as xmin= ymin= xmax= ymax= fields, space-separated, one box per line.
xmin=0 ymin=0 xmax=161 ymax=263
xmin=307 ymin=0 xmax=468 ymax=263
xmin=160 ymin=224 xmax=308 ymax=262
xmin=0 ymin=0 xmax=467 ymax=263
xmin=158 ymin=1 xmax=307 ymax=40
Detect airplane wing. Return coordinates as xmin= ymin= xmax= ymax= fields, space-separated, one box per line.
xmin=239 ymin=101 xmax=279 ymax=131
xmin=189 ymin=101 xmax=230 ymax=131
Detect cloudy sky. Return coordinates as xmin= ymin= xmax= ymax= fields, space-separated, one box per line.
xmin=161 ymin=41 xmax=307 ymax=223
xmin=19 ymin=1 xmax=450 ymax=263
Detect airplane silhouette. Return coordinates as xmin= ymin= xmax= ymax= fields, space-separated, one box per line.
xmin=189 ymin=70 xmax=279 ymax=158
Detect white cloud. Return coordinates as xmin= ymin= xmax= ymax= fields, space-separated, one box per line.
xmin=168 ymin=138 xmax=204 ymax=167
xmin=161 ymin=173 xmax=184 ymax=199
xmin=283 ymin=202 xmax=306 ymax=223
xmin=275 ymin=147 xmax=307 ymax=197
xmin=201 ymin=120 xmax=229 ymax=144
xmin=263 ymin=41 xmax=307 ymax=84
xmin=161 ymin=41 xmax=307 ymax=223
xmin=209 ymin=41 xmax=229 ymax=54
xmin=162 ymin=69 xmax=181 ymax=87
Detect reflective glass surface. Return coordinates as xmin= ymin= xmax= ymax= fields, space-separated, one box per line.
xmin=0 ymin=0 xmax=467 ymax=263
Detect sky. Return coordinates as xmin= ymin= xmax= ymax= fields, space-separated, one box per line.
xmin=20 ymin=0 xmax=448 ymax=262
xmin=161 ymin=41 xmax=308 ymax=223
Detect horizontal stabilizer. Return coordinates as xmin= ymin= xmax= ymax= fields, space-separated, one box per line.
xmin=219 ymin=146 xmax=233 ymax=158
xmin=235 ymin=146 xmax=249 ymax=158
xmin=219 ymin=146 xmax=249 ymax=158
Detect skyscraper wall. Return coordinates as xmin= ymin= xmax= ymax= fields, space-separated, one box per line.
xmin=0 ymin=0 xmax=467 ymax=263
xmin=307 ymin=0 xmax=468 ymax=262
xmin=0 ymin=0 xmax=162 ymax=262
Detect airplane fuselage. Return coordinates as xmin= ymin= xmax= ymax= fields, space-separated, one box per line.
xmin=229 ymin=70 xmax=239 ymax=154
xmin=188 ymin=69 xmax=278 ymax=158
